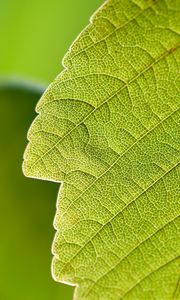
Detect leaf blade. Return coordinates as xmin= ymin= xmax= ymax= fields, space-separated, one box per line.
xmin=23 ymin=0 xmax=180 ymax=299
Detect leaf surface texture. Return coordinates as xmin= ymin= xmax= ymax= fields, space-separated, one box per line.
xmin=23 ymin=0 xmax=180 ymax=299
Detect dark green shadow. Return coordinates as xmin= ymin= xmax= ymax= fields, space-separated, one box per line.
xmin=0 ymin=84 xmax=73 ymax=300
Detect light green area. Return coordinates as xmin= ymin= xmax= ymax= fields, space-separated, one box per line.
xmin=0 ymin=86 xmax=73 ymax=300
xmin=0 ymin=0 xmax=102 ymax=84
xmin=23 ymin=0 xmax=180 ymax=299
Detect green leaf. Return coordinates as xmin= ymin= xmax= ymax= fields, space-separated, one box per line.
xmin=23 ymin=0 xmax=180 ymax=299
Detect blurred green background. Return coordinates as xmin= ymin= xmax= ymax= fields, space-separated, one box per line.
xmin=0 ymin=1 xmax=102 ymax=299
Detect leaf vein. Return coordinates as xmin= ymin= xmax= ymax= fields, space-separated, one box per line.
xmin=57 ymin=161 xmax=179 ymax=276
xmin=28 ymin=45 xmax=179 ymax=172
xmin=84 ymin=215 xmax=179 ymax=297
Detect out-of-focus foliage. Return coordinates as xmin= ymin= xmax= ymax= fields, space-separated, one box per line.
xmin=0 ymin=0 xmax=102 ymax=83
